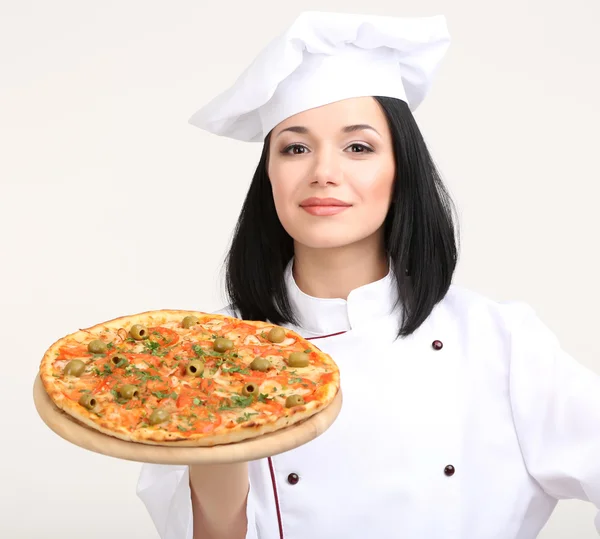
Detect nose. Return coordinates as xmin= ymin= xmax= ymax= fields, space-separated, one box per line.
xmin=311 ymin=148 xmax=342 ymax=186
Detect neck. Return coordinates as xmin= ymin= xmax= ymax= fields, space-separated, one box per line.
xmin=292 ymin=235 xmax=389 ymax=300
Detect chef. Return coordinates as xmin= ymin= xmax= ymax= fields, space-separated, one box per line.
xmin=136 ymin=11 xmax=600 ymax=539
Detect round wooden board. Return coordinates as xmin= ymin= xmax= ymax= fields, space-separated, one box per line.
xmin=33 ymin=374 xmax=343 ymax=464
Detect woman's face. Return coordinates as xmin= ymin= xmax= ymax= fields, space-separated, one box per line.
xmin=267 ymin=96 xmax=396 ymax=250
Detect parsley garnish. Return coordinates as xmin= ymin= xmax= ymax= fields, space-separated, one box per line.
xmin=219 ymin=394 xmax=253 ymax=410
xmin=152 ymin=390 xmax=176 ymax=400
xmin=222 ymin=365 xmax=250 ymax=374
xmin=231 ymin=394 xmax=253 ymax=407
xmin=144 ymin=341 xmax=161 ymax=355
xmin=236 ymin=412 xmax=258 ymax=423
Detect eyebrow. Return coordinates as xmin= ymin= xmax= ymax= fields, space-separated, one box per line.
xmin=274 ymin=124 xmax=381 ymax=138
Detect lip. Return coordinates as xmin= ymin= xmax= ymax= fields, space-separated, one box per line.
xmin=299 ymin=197 xmax=352 ymax=207
xmin=299 ymin=197 xmax=352 ymax=216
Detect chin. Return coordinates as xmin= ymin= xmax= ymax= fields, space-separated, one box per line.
xmin=289 ymin=229 xmax=372 ymax=250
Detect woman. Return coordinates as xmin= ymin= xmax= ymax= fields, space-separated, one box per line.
xmin=136 ymin=11 xmax=600 ymax=539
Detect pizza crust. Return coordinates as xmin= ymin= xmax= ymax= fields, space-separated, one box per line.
xmin=40 ymin=309 xmax=340 ymax=447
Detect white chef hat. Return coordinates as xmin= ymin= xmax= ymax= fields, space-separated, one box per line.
xmin=188 ymin=11 xmax=450 ymax=142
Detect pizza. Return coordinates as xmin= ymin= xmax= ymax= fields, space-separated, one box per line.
xmin=39 ymin=310 xmax=340 ymax=447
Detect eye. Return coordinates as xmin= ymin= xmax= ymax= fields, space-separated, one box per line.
xmin=281 ymin=144 xmax=308 ymax=155
xmin=347 ymin=143 xmax=374 ymax=153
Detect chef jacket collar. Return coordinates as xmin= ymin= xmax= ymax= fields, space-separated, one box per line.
xmin=284 ymin=259 xmax=400 ymax=335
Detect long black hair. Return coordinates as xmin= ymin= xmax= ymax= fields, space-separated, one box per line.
xmin=224 ymin=96 xmax=460 ymax=338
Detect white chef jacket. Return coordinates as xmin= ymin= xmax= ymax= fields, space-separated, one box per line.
xmin=136 ymin=264 xmax=600 ymax=538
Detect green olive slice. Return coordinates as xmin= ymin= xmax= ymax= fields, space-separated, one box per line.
xmin=79 ymin=393 xmax=97 ymax=410
xmin=242 ymin=382 xmax=259 ymax=398
xmin=129 ymin=324 xmax=148 ymax=341
xmin=182 ymin=315 xmax=200 ymax=329
xmin=249 ymin=357 xmax=270 ymax=372
xmin=88 ymin=339 xmax=107 ymax=354
xmin=110 ymin=354 xmax=128 ymax=367
xmin=118 ymin=384 xmax=140 ymax=400
xmin=186 ymin=360 xmax=204 ymax=377
xmin=64 ymin=359 xmax=86 ymax=377
xmin=267 ymin=327 xmax=286 ymax=343
xmin=287 ymin=352 xmax=309 ymax=368
xmin=285 ymin=394 xmax=305 ymax=408
xmin=148 ymin=408 xmax=170 ymax=425
xmin=213 ymin=337 xmax=234 ymax=353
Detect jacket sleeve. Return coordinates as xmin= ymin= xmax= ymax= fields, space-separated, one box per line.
xmin=507 ymin=302 xmax=600 ymax=533
xmin=136 ymin=463 xmax=260 ymax=539
xmin=136 ymin=304 xmax=260 ymax=539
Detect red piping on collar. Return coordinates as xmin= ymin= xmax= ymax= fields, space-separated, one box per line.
xmin=306 ymin=330 xmax=347 ymax=341
xmin=267 ymin=329 xmax=347 ymax=539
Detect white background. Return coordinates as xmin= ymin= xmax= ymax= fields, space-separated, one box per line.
xmin=2 ymin=0 xmax=599 ymax=537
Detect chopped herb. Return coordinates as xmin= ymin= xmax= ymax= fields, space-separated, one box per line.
xmin=138 ymin=422 xmax=149 ymax=428
xmin=177 ymin=425 xmax=188 ymax=432
xmin=288 ymin=377 xmax=304 ymax=384
xmin=107 ymin=342 xmax=115 ymax=350
xmin=192 ymin=345 xmax=205 ymax=357
xmin=144 ymin=341 xmax=161 ymax=355
xmin=193 ymin=398 xmax=202 ymax=406
xmin=231 ymin=394 xmax=253 ymax=407
xmin=222 ymin=365 xmax=250 ymax=374
xmin=78 ymin=389 xmax=91 ymax=393
xmin=258 ymin=393 xmax=271 ymax=403
xmin=152 ymin=390 xmax=175 ymax=400
xmin=304 ymin=349 xmax=311 ymax=353
xmin=236 ymin=412 xmax=258 ymax=423
xmin=271 ymin=387 xmax=277 ymax=393
xmin=231 ymin=353 xmax=239 ymax=358
xmin=219 ymin=394 xmax=253 ymax=410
